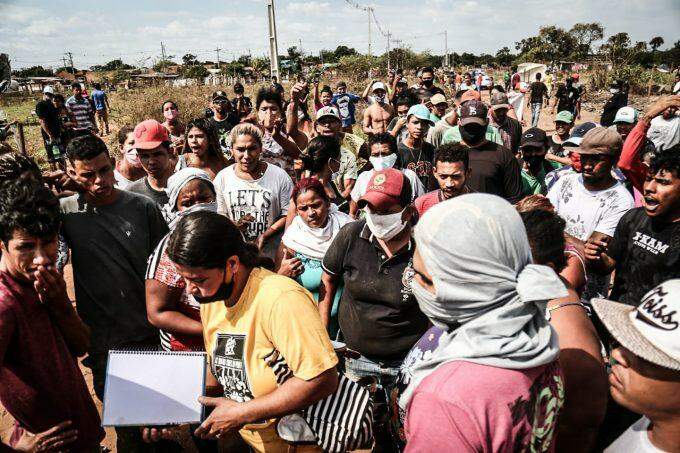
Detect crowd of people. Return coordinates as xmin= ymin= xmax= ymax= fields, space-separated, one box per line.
xmin=1 ymin=66 xmax=680 ymax=453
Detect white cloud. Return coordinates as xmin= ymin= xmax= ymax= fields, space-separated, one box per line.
xmin=285 ymin=2 xmax=330 ymax=15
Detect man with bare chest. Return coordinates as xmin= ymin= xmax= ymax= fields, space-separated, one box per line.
xmin=363 ymin=82 xmax=395 ymax=136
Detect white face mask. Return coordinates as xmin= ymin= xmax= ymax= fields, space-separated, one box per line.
xmin=369 ymin=153 xmax=398 ymax=170
xmin=372 ymin=94 xmax=386 ymax=104
xmin=364 ymin=207 xmax=408 ymax=241
xmin=610 ymin=88 xmax=620 ymax=94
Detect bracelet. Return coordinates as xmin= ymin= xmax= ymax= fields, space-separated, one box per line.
xmin=545 ymin=302 xmax=591 ymax=321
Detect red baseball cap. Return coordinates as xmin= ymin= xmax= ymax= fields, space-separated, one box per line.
xmin=358 ymin=168 xmax=412 ymax=211
xmin=133 ymin=119 xmax=169 ymax=150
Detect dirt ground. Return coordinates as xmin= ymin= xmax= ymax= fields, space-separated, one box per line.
xmin=0 ymin=88 xmax=659 ymax=451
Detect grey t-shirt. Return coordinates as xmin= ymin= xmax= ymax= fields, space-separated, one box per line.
xmin=60 ymin=190 xmax=169 ymax=354
xmin=126 ymin=177 xmax=169 ymax=207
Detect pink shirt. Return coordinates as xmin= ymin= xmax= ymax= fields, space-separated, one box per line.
xmin=405 ymin=360 xmax=563 ymax=452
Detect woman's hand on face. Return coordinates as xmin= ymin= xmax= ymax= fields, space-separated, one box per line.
xmin=272 ymin=118 xmax=284 ymax=139
xmin=278 ymin=250 xmax=304 ymax=277
xmin=194 ymin=397 xmax=246 ymax=439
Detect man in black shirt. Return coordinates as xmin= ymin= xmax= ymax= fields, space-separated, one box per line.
xmin=410 ymin=66 xmax=445 ymax=104
xmin=231 ymin=82 xmax=252 ymax=120
xmin=600 ymin=80 xmax=628 ymax=127
xmin=458 ymin=100 xmax=522 ymax=203
xmin=207 ymin=90 xmax=239 ymax=151
xmin=398 ymin=104 xmax=436 ymax=189
xmin=35 ymin=85 xmax=64 ymax=169
xmin=489 ymin=91 xmax=522 ymax=154
xmin=321 ymin=168 xmax=427 ymax=451
xmin=552 ymin=77 xmax=581 ymax=118
xmin=586 ymin=149 xmax=680 ymax=306
xmin=527 ymin=73 xmax=549 ymax=127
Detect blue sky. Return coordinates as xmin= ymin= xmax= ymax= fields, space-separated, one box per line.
xmin=2 ymin=0 xmax=679 ymax=69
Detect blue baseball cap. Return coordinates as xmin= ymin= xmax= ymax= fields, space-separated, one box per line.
xmin=407 ymin=104 xmax=435 ymax=126
xmin=563 ymin=121 xmax=598 ymax=147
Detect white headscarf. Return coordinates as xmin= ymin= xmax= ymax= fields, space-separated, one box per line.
xmin=400 ymin=193 xmax=568 ymax=409
xmin=166 ymin=168 xmax=214 ymax=211
xmin=164 ymin=168 xmax=216 ymax=229
xmin=281 ymin=204 xmax=352 ymax=260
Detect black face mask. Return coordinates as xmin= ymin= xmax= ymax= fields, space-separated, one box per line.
xmin=193 ymin=268 xmax=235 ymax=304
xmin=422 ymin=79 xmax=433 ymax=88
xmin=459 ymin=123 xmax=486 ymax=145
xmin=526 ymin=156 xmax=545 ymax=170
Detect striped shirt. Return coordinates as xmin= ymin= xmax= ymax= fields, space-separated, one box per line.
xmin=145 ymin=234 xmax=203 ymax=351
xmin=65 ymin=96 xmax=94 ymax=131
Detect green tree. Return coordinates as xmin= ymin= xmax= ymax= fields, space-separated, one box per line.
xmin=569 ymin=22 xmax=604 ymax=59
xmin=153 ymin=57 xmax=175 ymax=72
xmin=495 ymin=47 xmax=514 ymax=66
xmin=12 ymin=65 xmax=54 ymax=77
xmin=600 ymin=33 xmax=647 ymax=68
xmin=182 ymin=53 xmax=198 ymax=66
xmin=183 ymin=65 xmax=209 ymax=80
xmin=649 ymin=36 xmax=665 ymax=52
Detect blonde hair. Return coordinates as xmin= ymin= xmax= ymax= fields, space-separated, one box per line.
xmin=229 ymin=123 xmax=263 ymax=148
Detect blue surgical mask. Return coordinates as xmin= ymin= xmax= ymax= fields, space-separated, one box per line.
xmin=369 ymin=154 xmax=398 ymax=170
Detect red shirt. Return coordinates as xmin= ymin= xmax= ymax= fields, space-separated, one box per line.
xmin=415 ymin=190 xmax=444 ymax=217
xmin=0 ymin=272 xmax=104 ymax=449
xmin=618 ymin=121 xmax=649 ymax=192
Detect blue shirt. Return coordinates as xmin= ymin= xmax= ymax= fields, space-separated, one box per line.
xmin=332 ymin=92 xmax=361 ymax=127
xmin=91 ymin=89 xmax=107 ymax=111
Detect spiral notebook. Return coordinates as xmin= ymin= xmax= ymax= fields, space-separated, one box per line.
xmin=102 ymin=350 xmax=207 ymax=426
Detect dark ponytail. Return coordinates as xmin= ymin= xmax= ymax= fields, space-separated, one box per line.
xmin=167 ymin=211 xmax=269 ymax=269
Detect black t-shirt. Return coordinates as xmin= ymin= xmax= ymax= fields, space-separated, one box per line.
xmin=467 ymin=141 xmax=522 ymax=204
xmin=209 ymin=114 xmax=239 ymax=149
xmin=607 ymin=208 xmax=680 ymax=306
xmin=555 ymin=84 xmax=580 ymax=113
xmin=529 ymin=82 xmax=548 ymax=104
xmin=496 ymin=117 xmax=523 ymax=154
xmin=410 ymin=85 xmax=445 ymax=103
xmin=322 ymin=220 xmax=429 ymax=361
xmin=398 ymin=141 xmax=436 ymax=189
xmin=231 ymin=96 xmax=252 ymax=117
xmin=548 ymin=136 xmax=566 ymax=157
xmin=35 ymin=100 xmax=61 ymax=142
xmin=600 ymin=93 xmax=628 ymax=127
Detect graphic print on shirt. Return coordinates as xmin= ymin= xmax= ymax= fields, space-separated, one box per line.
xmin=400 ymin=257 xmax=415 ymax=303
xmin=632 ymin=231 xmax=671 ymax=255
xmin=508 ymin=362 xmax=564 ymax=451
xmin=212 ymin=333 xmax=254 ymax=402
xmin=227 ymin=188 xmax=272 ymax=241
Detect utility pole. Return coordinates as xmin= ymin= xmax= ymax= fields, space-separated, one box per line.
xmin=62 ymin=56 xmax=67 ymax=71
xmin=160 ymin=42 xmax=166 ymax=72
xmin=215 ymin=47 xmax=221 ymax=69
xmin=367 ymin=7 xmax=372 ymax=57
xmin=386 ymin=31 xmax=391 ymax=73
xmin=299 ymin=39 xmax=303 ymax=55
xmin=266 ymin=0 xmax=280 ymax=80
xmin=66 ymin=52 xmax=74 ymax=74
xmin=444 ymin=30 xmax=449 ymax=68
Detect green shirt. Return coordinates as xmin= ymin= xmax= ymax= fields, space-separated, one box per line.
xmin=441 ymin=125 xmax=504 ymax=146
xmin=521 ymin=167 xmax=549 ymax=195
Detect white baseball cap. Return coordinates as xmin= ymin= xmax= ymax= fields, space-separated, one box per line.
xmin=592 ymin=279 xmax=680 ymax=370
xmin=371 ymin=82 xmax=387 ymax=92
xmin=315 ymin=106 xmax=340 ymax=122
xmin=43 ymin=85 xmax=55 ymax=95
xmin=613 ymin=106 xmax=638 ymax=124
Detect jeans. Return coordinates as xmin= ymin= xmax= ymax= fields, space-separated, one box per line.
xmin=531 ymin=102 xmax=542 ymax=127
xmin=344 ymin=355 xmax=402 ymax=453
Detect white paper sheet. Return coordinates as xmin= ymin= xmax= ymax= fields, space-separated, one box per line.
xmin=102 ymin=350 xmax=206 ymax=426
